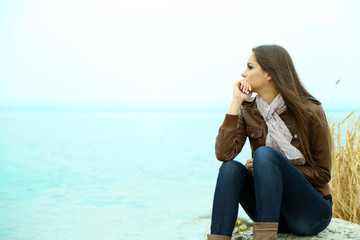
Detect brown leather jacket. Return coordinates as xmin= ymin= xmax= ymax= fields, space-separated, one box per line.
xmin=215 ymin=96 xmax=332 ymax=196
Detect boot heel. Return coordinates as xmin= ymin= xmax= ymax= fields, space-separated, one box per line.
xmin=207 ymin=234 xmax=231 ymax=240
xmin=253 ymin=222 xmax=278 ymax=240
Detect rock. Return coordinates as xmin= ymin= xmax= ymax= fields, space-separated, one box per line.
xmin=232 ymin=218 xmax=360 ymax=240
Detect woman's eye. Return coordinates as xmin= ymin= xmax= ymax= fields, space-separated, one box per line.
xmin=248 ymin=65 xmax=253 ymax=70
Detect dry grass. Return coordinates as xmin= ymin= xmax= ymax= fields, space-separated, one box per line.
xmin=329 ymin=111 xmax=360 ymax=224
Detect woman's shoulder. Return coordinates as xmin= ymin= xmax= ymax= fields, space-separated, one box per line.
xmin=306 ymin=96 xmax=321 ymax=105
xmin=304 ymin=96 xmax=324 ymax=113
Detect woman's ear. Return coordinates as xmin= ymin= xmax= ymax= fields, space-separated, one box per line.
xmin=265 ymin=72 xmax=272 ymax=81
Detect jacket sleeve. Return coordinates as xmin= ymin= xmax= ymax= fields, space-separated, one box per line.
xmin=295 ymin=105 xmax=332 ymax=186
xmin=215 ymin=110 xmax=247 ymax=161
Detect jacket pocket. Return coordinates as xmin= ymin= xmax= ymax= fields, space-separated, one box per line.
xmin=246 ymin=127 xmax=265 ymax=153
xmin=246 ymin=127 xmax=263 ymax=139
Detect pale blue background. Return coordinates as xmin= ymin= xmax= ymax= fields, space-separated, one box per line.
xmin=0 ymin=1 xmax=359 ymax=239
xmin=0 ymin=0 xmax=359 ymax=109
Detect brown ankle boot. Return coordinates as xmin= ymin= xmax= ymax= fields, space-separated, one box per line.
xmin=207 ymin=234 xmax=231 ymax=240
xmin=253 ymin=222 xmax=278 ymax=240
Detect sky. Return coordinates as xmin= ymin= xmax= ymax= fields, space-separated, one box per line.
xmin=0 ymin=0 xmax=359 ymax=110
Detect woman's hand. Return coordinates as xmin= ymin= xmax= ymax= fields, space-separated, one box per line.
xmin=245 ymin=158 xmax=253 ymax=174
xmin=228 ymin=80 xmax=253 ymax=115
xmin=233 ymin=80 xmax=252 ymax=102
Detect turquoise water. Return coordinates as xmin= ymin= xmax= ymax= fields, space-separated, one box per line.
xmin=0 ymin=109 xmax=356 ymax=239
xmin=0 ymin=109 xmax=254 ymax=240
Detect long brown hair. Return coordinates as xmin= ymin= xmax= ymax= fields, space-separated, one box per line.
xmin=252 ymin=44 xmax=325 ymax=167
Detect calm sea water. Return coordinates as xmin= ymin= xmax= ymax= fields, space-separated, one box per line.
xmin=0 ymin=108 xmax=355 ymax=239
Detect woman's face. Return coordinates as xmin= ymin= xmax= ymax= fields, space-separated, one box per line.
xmin=241 ymin=52 xmax=270 ymax=93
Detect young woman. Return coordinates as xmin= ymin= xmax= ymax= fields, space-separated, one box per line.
xmin=207 ymin=45 xmax=332 ymax=240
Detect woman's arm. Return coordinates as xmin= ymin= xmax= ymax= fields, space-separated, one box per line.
xmin=215 ymin=80 xmax=252 ymax=161
xmin=228 ymin=98 xmax=243 ymax=115
xmin=215 ymin=110 xmax=247 ymax=161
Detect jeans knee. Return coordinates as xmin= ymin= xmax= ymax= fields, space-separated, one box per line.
xmin=253 ymin=146 xmax=279 ymax=167
xmin=254 ymin=146 xmax=274 ymax=158
xmin=219 ymin=160 xmax=245 ymax=179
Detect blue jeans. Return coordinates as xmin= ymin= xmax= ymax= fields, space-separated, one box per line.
xmin=210 ymin=146 xmax=332 ymax=236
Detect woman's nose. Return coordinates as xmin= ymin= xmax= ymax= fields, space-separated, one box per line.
xmin=241 ymin=71 xmax=246 ymax=78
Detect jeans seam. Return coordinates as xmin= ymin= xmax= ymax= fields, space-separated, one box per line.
xmin=301 ymin=217 xmax=331 ymax=236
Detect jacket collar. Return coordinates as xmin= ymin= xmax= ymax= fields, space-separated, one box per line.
xmin=241 ymin=94 xmax=321 ymax=109
xmin=241 ymin=96 xmax=257 ymax=109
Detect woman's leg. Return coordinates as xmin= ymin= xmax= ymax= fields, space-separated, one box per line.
xmin=253 ymin=146 xmax=332 ymax=235
xmin=210 ymin=160 xmax=256 ymax=236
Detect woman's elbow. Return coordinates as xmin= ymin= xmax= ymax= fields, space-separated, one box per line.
xmin=215 ymin=149 xmax=234 ymax=162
